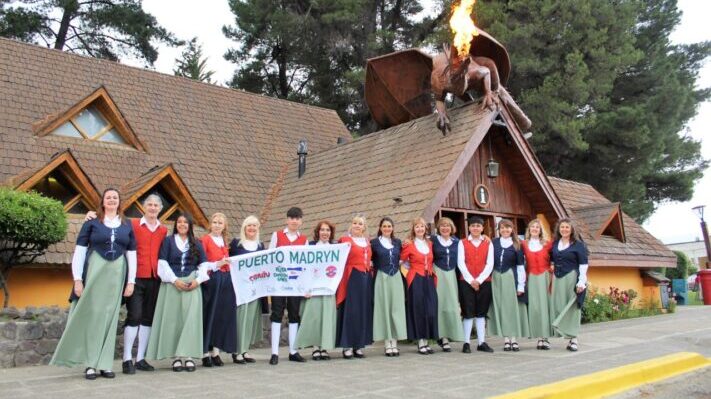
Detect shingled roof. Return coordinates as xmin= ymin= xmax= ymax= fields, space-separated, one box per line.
xmin=548 ymin=177 xmax=675 ymax=268
xmin=0 ymin=38 xmax=349 ymax=261
xmin=262 ymin=104 xmax=495 ymax=238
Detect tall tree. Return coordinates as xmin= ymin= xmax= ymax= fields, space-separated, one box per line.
xmin=475 ymin=0 xmax=708 ymax=221
xmin=223 ymin=0 xmax=439 ymax=132
xmin=0 ymin=0 xmax=180 ymax=64
xmin=174 ymin=37 xmax=215 ymax=83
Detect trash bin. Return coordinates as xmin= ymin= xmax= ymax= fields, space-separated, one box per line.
xmin=672 ymin=279 xmax=687 ymax=305
xmin=699 ymin=270 xmax=711 ymax=306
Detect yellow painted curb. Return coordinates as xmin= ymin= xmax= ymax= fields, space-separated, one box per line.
xmin=491 ymin=352 xmax=711 ymax=399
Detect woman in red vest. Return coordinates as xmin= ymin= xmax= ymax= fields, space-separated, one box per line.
xmin=522 ymin=219 xmax=554 ymax=350
xmin=401 ymin=217 xmax=437 ymax=355
xmin=456 ymin=215 xmax=494 ymax=353
xmin=200 ymin=213 xmax=233 ymax=367
xmin=336 ymin=214 xmax=373 ymax=359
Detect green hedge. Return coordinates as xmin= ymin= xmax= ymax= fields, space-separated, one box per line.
xmin=0 ymin=188 xmax=67 ymax=247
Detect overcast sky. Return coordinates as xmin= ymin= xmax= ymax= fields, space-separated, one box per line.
xmin=136 ymin=0 xmax=711 ymax=244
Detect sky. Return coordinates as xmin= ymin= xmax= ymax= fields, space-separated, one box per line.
xmin=136 ymin=0 xmax=711 ymax=245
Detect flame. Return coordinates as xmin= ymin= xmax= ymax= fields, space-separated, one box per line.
xmin=449 ymin=0 xmax=479 ymax=59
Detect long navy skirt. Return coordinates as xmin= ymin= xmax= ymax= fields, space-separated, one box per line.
xmin=406 ymin=274 xmax=439 ymax=340
xmin=202 ymin=270 xmax=237 ymax=353
xmin=336 ymin=269 xmax=374 ymax=349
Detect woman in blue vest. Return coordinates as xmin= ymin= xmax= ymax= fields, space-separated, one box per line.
xmin=488 ymin=219 xmax=529 ymax=351
xmin=371 ymin=217 xmax=406 ymax=357
xmin=51 ymin=188 xmax=137 ymax=380
xmin=549 ymin=218 xmax=589 ymax=352
xmin=146 ymin=213 xmax=213 ymax=372
xmin=431 ymin=217 xmax=464 ymax=351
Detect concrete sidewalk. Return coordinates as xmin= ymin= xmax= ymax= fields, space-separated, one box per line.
xmin=1 ymin=306 xmax=710 ymax=398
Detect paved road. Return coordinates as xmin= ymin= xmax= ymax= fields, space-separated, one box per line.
xmin=1 ymin=307 xmax=710 ymax=398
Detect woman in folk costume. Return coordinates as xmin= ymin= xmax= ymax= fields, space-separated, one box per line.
xmin=228 ymin=215 xmax=265 ymax=364
xmin=488 ymin=219 xmax=530 ymax=352
xmin=296 ymin=220 xmax=338 ymax=360
xmin=400 ymin=217 xmax=438 ymax=355
xmin=200 ymin=213 xmax=234 ymax=367
xmin=146 ymin=213 xmax=213 ymax=372
xmin=336 ymin=214 xmax=374 ymax=359
xmin=549 ymin=218 xmax=589 ymax=352
xmin=430 ymin=217 xmax=464 ymax=352
xmin=522 ymin=219 xmax=554 ymax=350
xmin=371 ymin=217 xmax=406 ymax=357
xmin=51 ymin=188 xmax=137 ymax=380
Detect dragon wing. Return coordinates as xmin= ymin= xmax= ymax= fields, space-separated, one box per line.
xmin=365 ymin=49 xmax=434 ymax=129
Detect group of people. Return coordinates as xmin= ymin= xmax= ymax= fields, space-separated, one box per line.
xmin=50 ymin=188 xmax=589 ymax=380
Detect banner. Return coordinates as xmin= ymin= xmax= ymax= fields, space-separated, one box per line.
xmin=228 ymin=243 xmax=350 ymax=306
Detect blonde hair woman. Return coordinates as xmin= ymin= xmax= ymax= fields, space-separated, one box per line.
xmin=488 ymin=219 xmax=530 ymax=352
xmin=522 ymin=219 xmax=554 ymax=350
xmin=431 ymin=217 xmax=464 ymax=351
xmin=228 ymin=215 xmax=265 ymax=364
xmin=400 ymin=217 xmax=438 ymax=355
xmin=336 ymin=214 xmax=374 ymax=359
xmin=200 ymin=213 xmax=233 ymax=367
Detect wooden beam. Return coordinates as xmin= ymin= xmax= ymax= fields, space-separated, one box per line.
xmin=63 ymin=194 xmax=82 ymax=212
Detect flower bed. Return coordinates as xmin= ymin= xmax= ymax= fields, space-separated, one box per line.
xmin=582 ymin=286 xmax=664 ymax=323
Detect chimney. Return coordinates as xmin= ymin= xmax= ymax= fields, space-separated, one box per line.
xmin=297 ymin=139 xmax=308 ymax=178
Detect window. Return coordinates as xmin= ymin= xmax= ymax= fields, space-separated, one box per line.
xmin=125 ymin=183 xmax=181 ymax=223
xmin=52 ymin=105 xmax=126 ymax=144
xmin=16 ymin=151 xmax=100 ymax=214
xmin=37 ymin=87 xmax=145 ymax=151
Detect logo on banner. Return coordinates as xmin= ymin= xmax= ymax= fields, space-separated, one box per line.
xmin=326 ymin=265 xmax=337 ymax=278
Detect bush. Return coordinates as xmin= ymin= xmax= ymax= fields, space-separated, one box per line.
xmin=665 ymin=251 xmax=696 ymax=280
xmin=0 ymin=188 xmax=67 ymax=247
xmin=582 ymin=286 xmax=638 ymax=323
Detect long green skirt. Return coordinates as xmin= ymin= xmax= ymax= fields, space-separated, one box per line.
xmin=296 ymin=295 xmax=337 ymax=350
xmin=488 ymin=269 xmax=530 ymax=338
xmin=527 ymin=272 xmax=552 ymax=338
xmin=550 ymin=272 xmax=581 ymax=338
xmin=434 ymin=267 xmax=464 ymax=341
xmin=146 ymin=273 xmax=203 ymax=360
xmin=236 ymin=299 xmax=262 ymax=354
xmin=372 ymin=270 xmax=407 ymax=341
xmin=50 ymin=252 xmax=126 ymax=370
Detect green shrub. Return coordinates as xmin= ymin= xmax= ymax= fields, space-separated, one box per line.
xmin=582 ymin=286 xmax=639 ymax=323
xmin=0 ymin=188 xmax=67 ymax=247
xmin=665 ymin=251 xmax=695 ymax=280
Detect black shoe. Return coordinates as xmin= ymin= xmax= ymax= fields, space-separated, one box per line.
xmin=438 ymin=338 xmax=452 ymax=352
xmin=462 ymin=343 xmax=472 ymax=353
xmin=172 ymin=360 xmax=183 ymax=372
xmin=342 ymin=349 xmax=354 ymax=359
xmin=211 ymin=355 xmax=224 ymax=367
xmin=269 ymin=354 xmax=279 ymax=365
xmin=99 ymin=370 xmax=115 ymax=378
xmin=184 ymin=359 xmax=196 ymax=372
xmin=202 ymin=356 xmax=213 ymax=367
xmin=289 ymin=352 xmax=307 ymax=362
xmin=85 ymin=368 xmax=97 ymax=380
xmin=511 ymin=342 xmax=520 ymax=352
xmin=122 ymin=360 xmax=135 ymax=375
xmin=320 ymin=350 xmax=331 ymax=360
xmin=477 ymin=342 xmax=494 ymax=353
xmin=353 ymin=349 xmax=365 ymax=359
xmin=135 ymin=359 xmax=155 ymax=371
xmin=232 ymin=353 xmax=246 ymax=364
xmin=425 ymin=346 xmax=434 ymax=354
xmin=243 ymin=353 xmax=256 ymax=363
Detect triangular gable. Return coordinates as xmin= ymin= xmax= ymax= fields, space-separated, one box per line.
xmin=14 ymin=150 xmax=100 ymax=212
xmin=121 ymin=164 xmax=209 ymax=228
xmin=574 ymin=202 xmax=625 ymax=242
xmin=34 ymin=86 xmax=146 ymax=151
xmin=423 ymin=98 xmax=568 ymax=225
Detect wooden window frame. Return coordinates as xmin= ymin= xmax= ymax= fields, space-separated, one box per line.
xmin=35 ymin=87 xmax=147 ymax=151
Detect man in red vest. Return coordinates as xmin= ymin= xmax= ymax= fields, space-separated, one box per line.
xmin=457 ymin=216 xmax=495 ymax=354
xmin=267 ymin=207 xmax=308 ymax=365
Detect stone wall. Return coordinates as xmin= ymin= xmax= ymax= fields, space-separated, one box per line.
xmin=0 ymin=306 xmax=277 ymax=368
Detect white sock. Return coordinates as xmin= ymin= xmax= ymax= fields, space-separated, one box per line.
xmin=418 ymin=339 xmax=426 ymax=347
xmin=391 ymin=339 xmax=397 ymax=349
xmin=288 ymin=323 xmax=298 ymax=354
xmin=462 ymin=318 xmax=474 ymax=345
xmin=136 ymin=325 xmax=151 ymax=361
xmin=475 ymin=317 xmax=486 ymax=345
xmin=384 ymin=340 xmax=392 ymax=349
xmin=123 ymin=326 xmax=138 ymax=361
xmin=271 ymin=322 xmax=281 ymax=355
xmin=203 ymin=352 xmax=210 ymax=358
xmin=211 ymin=348 xmax=220 ymax=356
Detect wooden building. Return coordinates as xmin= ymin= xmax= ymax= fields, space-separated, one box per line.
xmin=0 ymin=37 xmax=675 ymax=308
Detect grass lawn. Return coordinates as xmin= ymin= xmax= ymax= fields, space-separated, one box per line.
xmin=687 ymin=291 xmax=704 ymax=306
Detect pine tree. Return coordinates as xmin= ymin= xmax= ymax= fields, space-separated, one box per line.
xmin=0 ymin=0 xmax=180 ymax=65
xmin=174 ymin=37 xmax=215 ymax=83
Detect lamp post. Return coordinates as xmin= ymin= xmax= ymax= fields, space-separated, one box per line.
xmin=692 ymin=205 xmax=711 ymax=269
